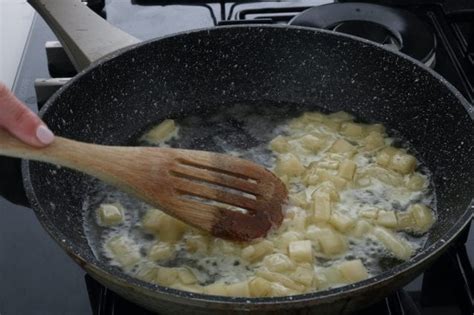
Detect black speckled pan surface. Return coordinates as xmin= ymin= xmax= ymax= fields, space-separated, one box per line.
xmin=22 ymin=26 xmax=473 ymax=314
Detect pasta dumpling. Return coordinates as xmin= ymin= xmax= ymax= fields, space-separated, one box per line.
xmin=97 ymin=203 xmax=124 ymax=226
xmin=93 ymin=110 xmax=434 ymax=298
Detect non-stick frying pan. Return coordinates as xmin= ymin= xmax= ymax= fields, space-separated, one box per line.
xmin=22 ymin=0 xmax=474 ymax=313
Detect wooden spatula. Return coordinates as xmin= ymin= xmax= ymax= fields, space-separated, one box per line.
xmin=0 ymin=129 xmax=286 ymax=241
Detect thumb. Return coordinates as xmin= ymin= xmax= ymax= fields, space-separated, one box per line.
xmin=0 ymin=82 xmax=55 ymax=147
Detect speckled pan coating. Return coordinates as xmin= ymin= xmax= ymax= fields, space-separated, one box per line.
xmin=22 ymin=26 xmax=473 ymax=314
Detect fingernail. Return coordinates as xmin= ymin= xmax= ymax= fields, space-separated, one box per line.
xmin=36 ymin=125 xmax=55 ymax=145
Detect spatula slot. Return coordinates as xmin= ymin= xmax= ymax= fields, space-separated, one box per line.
xmin=173 ymin=179 xmax=258 ymax=212
xmin=178 ymin=194 xmax=250 ymax=215
xmin=170 ymin=168 xmax=258 ymax=200
xmin=176 ymin=157 xmax=259 ymax=183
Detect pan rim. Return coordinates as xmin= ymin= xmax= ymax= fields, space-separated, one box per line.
xmin=22 ymin=24 xmax=474 ymax=308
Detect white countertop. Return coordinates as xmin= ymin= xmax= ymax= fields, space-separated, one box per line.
xmin=0 ymin=0 xmax=35 ymax=89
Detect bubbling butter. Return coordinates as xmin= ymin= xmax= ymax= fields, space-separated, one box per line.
xmin=83 ymin=104 xmax=435 ymax=297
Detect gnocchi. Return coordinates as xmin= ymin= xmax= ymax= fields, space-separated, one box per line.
xmin=373 ymin=227 xmax=414 ymax=260
xmin=312 ymin=191 xmax=331 ymax=222
xmin=263 ymin=253 xmax=296 ymax=272
xmin=300 ymin=134 xmax=325 ymax=152
xmin=408 ymin=204 xmax=435 ymax=233
xmin=329 ymin=212 xmax=355 ymax=232
xmin=275 ymin=153 xmax=305 ymax=177
xmin=242 ymin=240 xmax=273 ymax=262
xmin=105 ymin=235 xmax=141 ymax=269
xmin=142 ymin=209 xmax=188 ymax=242
xmin=90 ymin=110 xmax=435 ymax=298
xmin=338 ymin=160 xmax=357 ymax=180
xmin=330 ymin=139 xmax=355 ymax=154
xmin=288 ymin=240 xmax=313 ymax=263
xmin=249 ymin=277 xmax=273 ymax=297
xmin=363 ymin=131 xmax=385 ymax=150
xmin=148 ymin=242 xmax=174 ymax=261
xmin=337 ymin=260 xmax=369 ymax=283
xmin=140 ymin=119 xmax=178 ymax=144
xmin=97 ymin=203 xmax=124 ymax=226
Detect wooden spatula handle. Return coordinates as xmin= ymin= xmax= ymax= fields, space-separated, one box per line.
xmin=1 ymin=128 xmax=83 ymax=165
xmin=0 ymin=128 xmax=133 ymax=179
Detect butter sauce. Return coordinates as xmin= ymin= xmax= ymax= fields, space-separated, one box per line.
xmin=83 ymin=103 xmax=435 ymax=296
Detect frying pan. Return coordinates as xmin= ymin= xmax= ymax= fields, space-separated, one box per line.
xmin=22 ymin=0 xmax=474 ymax=313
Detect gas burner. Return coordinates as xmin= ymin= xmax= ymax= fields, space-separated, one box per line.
xmin=289 ymin=3 xmax=436 ymax=68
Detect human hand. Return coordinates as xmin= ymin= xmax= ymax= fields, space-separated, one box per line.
xmin=0 ymin=82 xmax=54 ymax=147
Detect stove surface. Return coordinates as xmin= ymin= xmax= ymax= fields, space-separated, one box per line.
xmin=0 ymin=1 xmax=472 ymax=315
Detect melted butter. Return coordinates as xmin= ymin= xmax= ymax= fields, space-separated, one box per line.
xmin=83 ymin=103 xmax=435 ymax=296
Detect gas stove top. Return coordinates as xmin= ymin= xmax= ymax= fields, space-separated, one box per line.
xmin=1 ymin=1 xmax=473 ymax=314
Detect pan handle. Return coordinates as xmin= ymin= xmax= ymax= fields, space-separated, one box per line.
xmin=27 ymin=0 xmax=140 ymax=71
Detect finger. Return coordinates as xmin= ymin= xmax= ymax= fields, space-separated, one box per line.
xmin=0 ymin=82 xmax=54 ymax=147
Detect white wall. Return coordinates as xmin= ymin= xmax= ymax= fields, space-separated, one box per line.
xmin=0 ymin=0 xmax=34 ymax=88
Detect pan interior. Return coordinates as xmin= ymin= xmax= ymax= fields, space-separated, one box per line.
xmin=26 ymin=26 xmax=473 ymax=300
xmin=82 ymin=99 xmax=435 ymax=291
